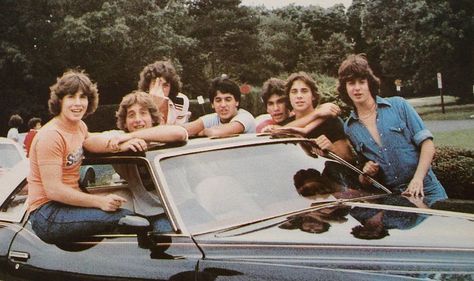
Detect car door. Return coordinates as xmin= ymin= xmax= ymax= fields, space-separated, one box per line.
xmin=7 ymin=157 xmax=202 ymax=281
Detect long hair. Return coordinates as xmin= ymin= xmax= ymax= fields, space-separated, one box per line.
xmin=137 ymin=60 xmax=182 ymax=103
xmin=337 ymin=54 xmax=380 ymax=107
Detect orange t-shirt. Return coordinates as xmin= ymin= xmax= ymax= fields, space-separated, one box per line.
xmin=27 ymin=117 xmax=88 ymax=212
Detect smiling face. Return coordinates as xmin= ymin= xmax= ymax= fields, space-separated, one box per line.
xmin=289 ymin=80 xmax=315 ymax=117
xmin=212 ymin=91 xmax=239 ymax=123
xmin=345 ymin=78 xmax=373 ymax=106
xmin=59 ymin=91 xmax=88 ymax=124
xmin=125 ymin=103 xmax=153 ymax=132
xmin=266 ymin=94 xmax=290 ymax=124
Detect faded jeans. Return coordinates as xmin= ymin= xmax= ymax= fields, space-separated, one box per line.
xmin=30 ymin=201 xmax=134 ymax=243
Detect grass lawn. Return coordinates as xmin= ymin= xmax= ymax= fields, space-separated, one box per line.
xmin=433 ymin=129 xmax=474 ymax=150
xmin=418 ymin=104 xmax=474 ymax=120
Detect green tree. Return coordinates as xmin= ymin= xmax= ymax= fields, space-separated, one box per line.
xmin=360 ymin=0 xmax=472 ymax=98
xmin=187 ymin=0 xmax=261 ymax=84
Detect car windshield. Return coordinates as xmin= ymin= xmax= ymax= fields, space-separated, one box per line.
xmin=0 ymin=143 xmax=23 ymax=169
xmin=161 ymin=140 xmax=385 ymax=233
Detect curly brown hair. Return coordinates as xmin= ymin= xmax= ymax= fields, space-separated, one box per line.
xmin=115 ymin=91 xmax=161 ymax=132
xmin=337 ymin=54 xmax=380 ymax=107
xmin=261 ymin=77 xmax=291 ymax=109
xmin=48 ymin=69 xmax=99 ymax=117
xmin=137 ymin=60 xmax=182 ymax=103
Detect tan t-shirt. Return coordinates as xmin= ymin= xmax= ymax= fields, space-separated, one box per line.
xmin=27 ymin=117 xmax=88 ymax=212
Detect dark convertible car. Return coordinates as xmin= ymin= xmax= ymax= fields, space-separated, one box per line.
xmin=1 ymin=134 xmax=473 ymax=280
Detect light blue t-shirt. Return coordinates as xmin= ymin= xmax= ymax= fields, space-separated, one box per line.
xmin=200 ymin=109 xmax=256 ymax=133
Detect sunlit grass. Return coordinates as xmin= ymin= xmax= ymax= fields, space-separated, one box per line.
xmin=433 ymin=129 xmax=474 ymax=150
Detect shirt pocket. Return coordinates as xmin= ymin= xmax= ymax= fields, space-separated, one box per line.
xmin=388 ymin=123 xmax=411 ymax=148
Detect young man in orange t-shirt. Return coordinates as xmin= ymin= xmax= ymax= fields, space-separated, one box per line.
xmin=27 ymin=70 xmax=146 ymax=243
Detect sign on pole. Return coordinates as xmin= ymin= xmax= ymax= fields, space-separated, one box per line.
xmin=394 ymin=79 xmax=402 ymax=94
xmin=437 ymin=73 xmax=445 ymax=114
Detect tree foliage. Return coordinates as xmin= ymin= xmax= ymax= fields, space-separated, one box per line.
xmin=0 ymin=0 xmax=472 ymax=134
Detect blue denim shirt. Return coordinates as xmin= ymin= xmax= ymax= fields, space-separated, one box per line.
xmin=344 ymin=96 xmax=435 ymax=188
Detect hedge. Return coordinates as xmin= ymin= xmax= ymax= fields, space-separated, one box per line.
xmin=432 ymin=146 xmax=474 ymax=200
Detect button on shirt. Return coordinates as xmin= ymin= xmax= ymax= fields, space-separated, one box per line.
xmin=345 ymin=96 xmax=434 ymax=188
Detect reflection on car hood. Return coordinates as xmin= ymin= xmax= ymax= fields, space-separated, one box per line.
xmin=197 ymin=195 xmax=474 ymax=249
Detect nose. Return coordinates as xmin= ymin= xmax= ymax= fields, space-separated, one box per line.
xmin=72 ymin=95 xmax=83 ymax=105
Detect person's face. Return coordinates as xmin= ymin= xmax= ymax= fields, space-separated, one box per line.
xmin=125 ymin=103 xmax=153 ymax=132
xmin=34 ymin=122 xmax=42 ymax=130
xmin=289 ymin=80 xmax=315 ymax=114
xmin=345 ymin=78 xmax=373 ymax=105
xmin=59 ymin=91 xmax=88 ymax=123
xmin=212 ymin=91 xmax=239 ymax=123
xmin=149 ymin=77 xmax=171 ymax=97
xmin=266 ymin=94 xmax=289 ymax=124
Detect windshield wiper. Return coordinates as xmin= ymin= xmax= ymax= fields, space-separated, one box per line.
xmin=321 ymin=148 xmax=392 ymax=194
xmin=212 ymin=193 xmax=388 ymax=238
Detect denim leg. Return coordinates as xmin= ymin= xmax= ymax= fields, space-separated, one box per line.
xmin=423 ymin=174 xmax=448 ymax=207
xmin=149 ymin=213 xmax=172 ymax=233
xmin=30 ymin=201 xmax=134 ymax=243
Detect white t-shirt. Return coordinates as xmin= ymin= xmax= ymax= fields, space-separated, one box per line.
xmin=166 ymin=93 xmax=190 ymax=125
xmin=200 ymin=109 xmax=256 ymax=133
xmin=7 ymin=128 xmax=19 ymax=142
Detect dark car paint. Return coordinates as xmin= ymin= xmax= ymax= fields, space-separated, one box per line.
xmin=1 ymin=136 xmax=474 ymax=280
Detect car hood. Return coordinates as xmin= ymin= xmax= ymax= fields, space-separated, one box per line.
xmin=194 ymin=196 xmax=474 ymax=249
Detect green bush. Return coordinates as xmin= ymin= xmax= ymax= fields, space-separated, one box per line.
xmin=432 ymin=146 xmax=474 ymax=199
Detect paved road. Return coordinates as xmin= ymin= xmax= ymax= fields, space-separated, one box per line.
xmin=424 ymin=119 xmax=474 ymax=133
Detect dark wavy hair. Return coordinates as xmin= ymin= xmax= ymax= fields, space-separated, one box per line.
xmin=285 ymin=72 xmax=319 ymax=107
xmin=337 ymin=54 xmax=380 ymax=107
xmin=27 ymin=117 xmax=42 ymax=129
xmin=115 ymin=91 xmax=161 ymax=132
xmin=208 ymin=76 xmax=241 ymax=105
xmin=261 ymin=77 xmax=291 ymax=110
xmin=8 ymin=114 xmax=23 ymax=128
xmin=137 ymin=60 xmax=182 ymax=103
xmin=48 ymin=69 xmax=99 ymax=117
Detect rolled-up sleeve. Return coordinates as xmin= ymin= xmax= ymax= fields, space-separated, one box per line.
xmin=398 ymin=97 xmax=433 ymax=146
xmin=413 ymin=129 xmax=433 ymax=146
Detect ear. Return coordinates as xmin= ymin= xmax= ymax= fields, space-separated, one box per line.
xmin=236 ymin=101 xmax=239 ymax=107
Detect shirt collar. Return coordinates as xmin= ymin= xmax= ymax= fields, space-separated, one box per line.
xmin=347 ymin=96 xmax=392 ymax=123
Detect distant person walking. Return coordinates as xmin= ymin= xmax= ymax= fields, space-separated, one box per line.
xmin=23 ymin=117 xmax=42 ymax=157
xmin=7 ymin=114 xmax=23 ymax=143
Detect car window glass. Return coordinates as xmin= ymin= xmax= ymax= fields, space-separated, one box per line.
xmin=0 ymin=183 xmax=28 ymax=222
xmin=160 ymin=141 xmax=384 ymax=233
xmin=80 ymin=161 xmax=171 ymax=234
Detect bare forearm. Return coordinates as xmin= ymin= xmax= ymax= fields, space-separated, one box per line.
xmin=202 ymin=122 xmax=244 ymax=137
xmin=130 ymin=125 xmax=188 ymax=142
xmin=330 ymin=139 xmax=355 ymax=163
xmin=45 ymin=183 xmax=103 ymax=209
xmin=413 ymin=139 xmax=435 ymax=181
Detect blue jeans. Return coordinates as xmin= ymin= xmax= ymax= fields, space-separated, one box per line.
xmin=149 ymin=213 xmax=173 ymax=233
xmin=30 ymin=201 xmax=134 ymax=243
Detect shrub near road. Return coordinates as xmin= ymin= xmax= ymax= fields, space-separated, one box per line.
xmin=433 ymin=147 xmax=474 ymax=200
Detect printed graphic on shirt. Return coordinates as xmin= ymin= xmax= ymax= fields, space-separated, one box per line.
xmin=66 ymin=147 xmax=84 ymax=166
